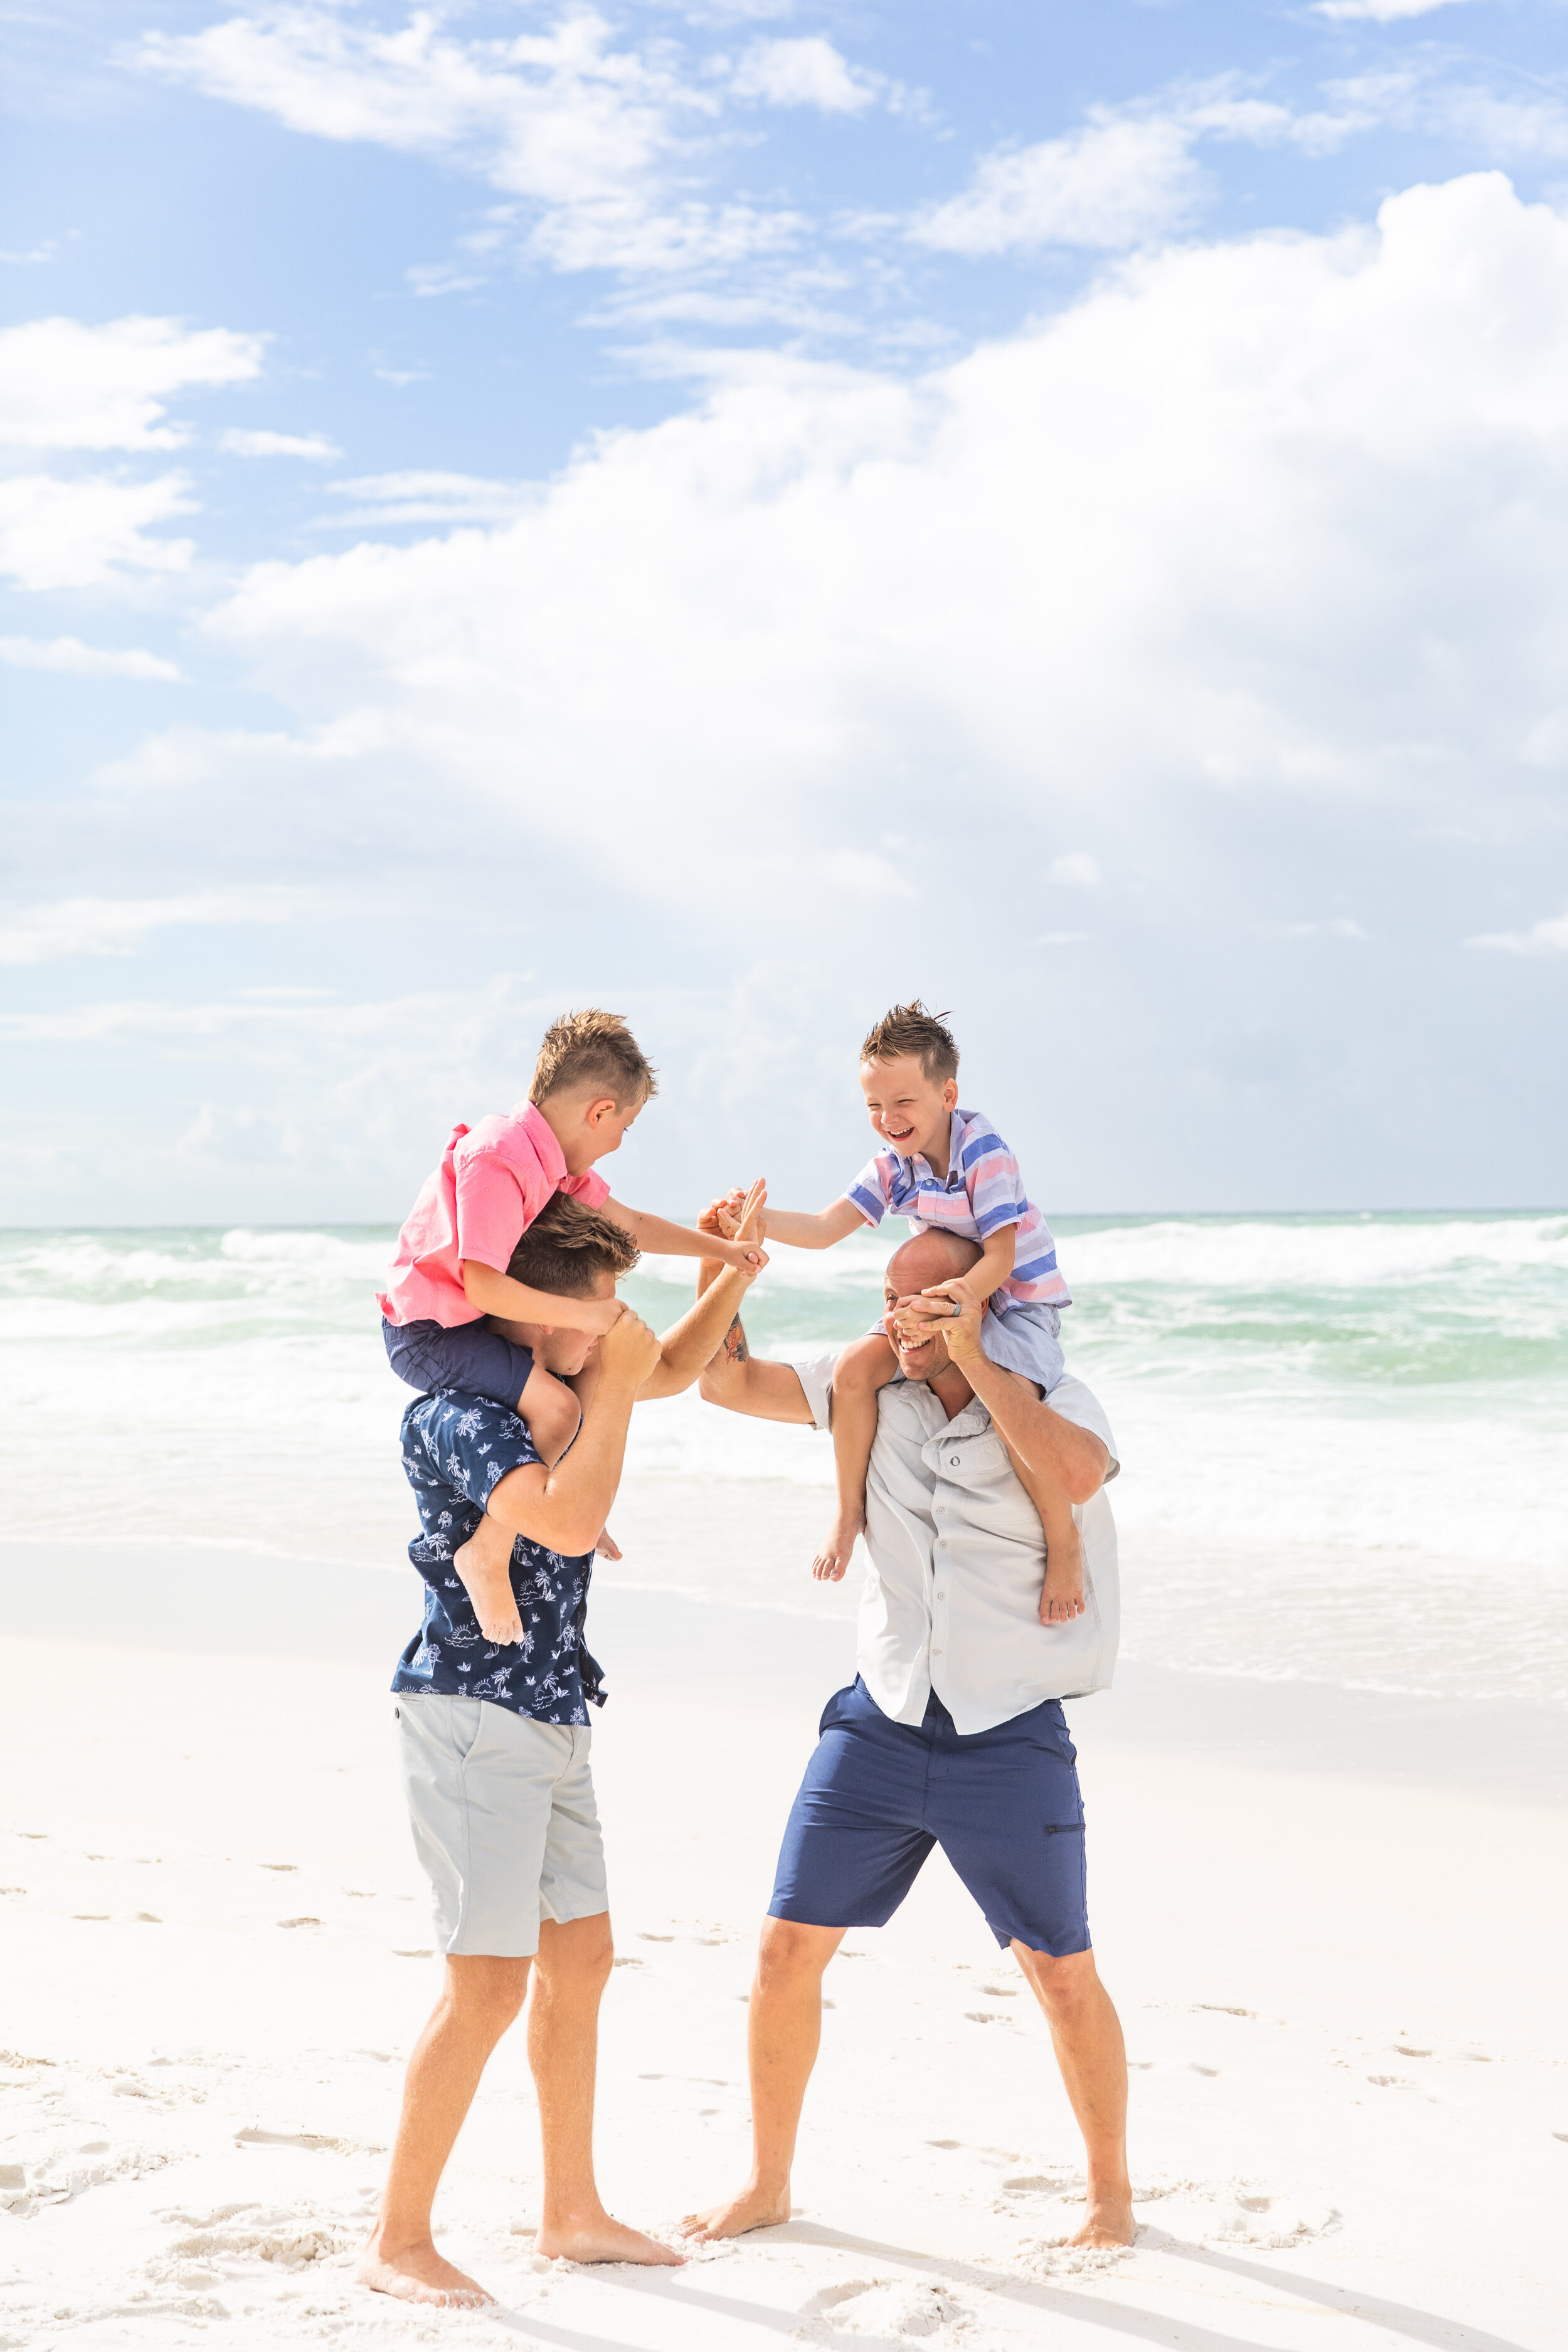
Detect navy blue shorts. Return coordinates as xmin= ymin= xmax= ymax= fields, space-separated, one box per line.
xmin=769 ymin=1678 xmax=1089 ymax=1955
xmin=382 ymin=1315 xmax=536 ymax=1412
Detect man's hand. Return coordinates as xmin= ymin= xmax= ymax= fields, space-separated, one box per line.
xmin=708 ymin=1231 xmax=770 ymax=1276
xmin=595 ymin=1526 xmax=623 ymax=1561
xmin=599 ymin=1307 xmax=662 ymax=1389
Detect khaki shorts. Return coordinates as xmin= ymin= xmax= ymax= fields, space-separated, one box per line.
xmin=395 ymin=1695 xmax=608 ymax=1957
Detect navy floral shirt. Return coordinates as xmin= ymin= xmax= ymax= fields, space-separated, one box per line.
xmin=391 ymin=1390 xmax=605 ymax=1725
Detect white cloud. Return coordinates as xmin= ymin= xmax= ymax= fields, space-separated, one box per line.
xmin=914 ymin=114 xmax=1203 ymax=253
xmin=1466 ymin=911 xmax=1568 ymax=956
xmin=1049 ymin=853 xmax=1101 ymax=889
xmin=0 ymin=887 xmax=336 ymax=965
xmin=137 ymin=6 xmax=798 ymax=276
xmin=1313 ymin=0 xmax=1470 ymax=21
xmin=0 ymin=471 xmax=196 ymax=590
xmin=320 ymin=470 xmax=531 ymax=527
xmin=731 ymin=38 xmax=880 ymax=116
xmin=184 ymin=172 xmax=1568 ymax=939
xmin=220 ymin=426 xmax=340 ymax=458
xmin=0 ymin=635 xmax=183 ymax=681
xmin=0 ymin=315 xmax=263 ymax=451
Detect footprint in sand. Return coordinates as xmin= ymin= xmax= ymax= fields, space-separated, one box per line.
xmin=812 ymin=2278 xmax=961 ymax=2336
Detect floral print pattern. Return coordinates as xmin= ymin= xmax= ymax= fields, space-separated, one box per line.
xmin=390 ymin=1389 xmax=604 ymax=1725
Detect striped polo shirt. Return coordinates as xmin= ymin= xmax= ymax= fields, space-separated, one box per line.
xmin=846 ymin=1107 xmax=1071 ymax=1313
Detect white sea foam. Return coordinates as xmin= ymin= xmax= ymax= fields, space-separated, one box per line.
xmin=2 ymin=1214 xmax=1563 ymax=1705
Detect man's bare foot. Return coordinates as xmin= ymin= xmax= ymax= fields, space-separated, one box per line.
xmin=681 ymin=2181 xmax=792 ymax=2241
xmin=1038 ymin=1522 xmax=1085 ymax=1624
xmin=536 ymin=2213 xmax=684 ymax=2265
xmin=811 ymin=1511 xmax=862 ymax=1583
xmin=357 ymin=2235 xmax=494 ymax=2307
xmin=1066 ymin=2195 xmax=1136 ymax=2248
xmin=452 ymin=1534 xmax=524 ymax=1646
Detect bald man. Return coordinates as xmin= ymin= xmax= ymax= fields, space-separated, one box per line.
xmin=683 ymin=1219 xmax=1134 ymax=2251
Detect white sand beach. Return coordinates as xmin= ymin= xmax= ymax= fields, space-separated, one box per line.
xmin=3 ymin=1551 xmax=1565 ymax=2352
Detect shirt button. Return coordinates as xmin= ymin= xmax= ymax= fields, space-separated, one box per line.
xmin=932 ymin=1646 xmax=943 ymax=1656
xmin=949 ymin=1455 xmax=960 ymax=1466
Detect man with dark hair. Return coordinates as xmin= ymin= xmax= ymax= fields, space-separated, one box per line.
xmin=682 ymin=1209 xmax=1133 ymax=2253
xmin=360 ymin=1190 xmax=766 ymax=2311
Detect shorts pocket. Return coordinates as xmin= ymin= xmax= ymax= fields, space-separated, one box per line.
xmin=449 ymin=1697 xmax=487 ymax=1762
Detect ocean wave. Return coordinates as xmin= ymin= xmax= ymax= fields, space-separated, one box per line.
xmin=1066 ymin=1214 xmax=1568 ymax=1291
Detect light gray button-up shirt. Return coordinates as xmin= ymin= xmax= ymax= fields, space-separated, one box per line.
xmin=791 ymin=1350 xmax=1121 ymax=1735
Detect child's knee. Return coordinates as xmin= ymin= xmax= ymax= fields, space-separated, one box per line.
xmin=521 ymin=1368 xmax=581 ymax=1454
xmin=835 ymin=1333 xmax=897 ymax=1396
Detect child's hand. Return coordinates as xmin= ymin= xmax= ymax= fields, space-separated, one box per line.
xmin=897 ymin=1282 xmax=983 ymax=1364
xmin=699 ymin=1189 xmax=747 ymax=1243
xmin=576 ymin=1295 xmax=626 ymax=1338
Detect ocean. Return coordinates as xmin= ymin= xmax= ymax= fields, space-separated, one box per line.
xmin=4 ymin=1213 xmax=1565 ymax=1708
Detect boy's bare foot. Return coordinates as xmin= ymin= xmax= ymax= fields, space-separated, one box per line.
xmin=811 ymin=1510 xmax=862 ymax=1582
xmin=357 ymin=2235 xmax=494 ymax=2307
xmin=1067 ymin=2194 xmax=1136 ymax=2247
xmin=1039 ymin=1522 xmax=1085 ymax=1623
xmin=536 ymin=2213 xmax=684 ymax=2265
xmin=452 ymin=1532 xmax=524 ymax=1646
xmin=681 ymin=2181 xmax=792 ymax=2241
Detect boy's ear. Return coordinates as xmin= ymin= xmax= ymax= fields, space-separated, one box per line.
xmin=941 ymin=1078 xmax=958 ymax=1111
xmin=583 ymin=1095 xmax=620 ymax=1130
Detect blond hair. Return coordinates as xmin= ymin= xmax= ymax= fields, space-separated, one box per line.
xmin=529 ymin=1009 xmax=657 ymax=1109
xmin=859 ymin=1000 xmax=959 ymax=1084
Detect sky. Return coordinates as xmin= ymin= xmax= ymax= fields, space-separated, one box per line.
xmin=3 ymin=0 xmax=1567 ymax=1224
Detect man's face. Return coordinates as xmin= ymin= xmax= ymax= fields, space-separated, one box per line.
xmin=882 ymin=1276 xmax=951 ymax=1383
xmin=515 ymin=1271 xmax=617 ymax=1377
xmin=859 ymin=1055 xmax=956 ymax=1163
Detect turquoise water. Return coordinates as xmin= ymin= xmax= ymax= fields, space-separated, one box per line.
xmin=3 ymin=1213 xmax=1565 ymax=1705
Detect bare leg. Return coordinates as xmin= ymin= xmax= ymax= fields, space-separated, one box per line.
xmin=529 ymin=1913 xmax=683 ymax=2265
xmin=992 ymin=1370 xmax=1084 ymax=1623
xmin=683 ymin=1919 xmax=844 ymax=2240
xmin=1012 ymin=1944 xmax=1134 ymax=2246
xmin=453 ymin=1368 xmax=583 ymax=1643
xmin=813 ymin=1335 xmax=899 ymax=1581
xmin=358 ymin=1954 xmax=529 ymax=2307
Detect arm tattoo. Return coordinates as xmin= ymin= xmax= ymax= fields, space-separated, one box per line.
xmin=723 ymin=1315 xmax=750 ymax=1364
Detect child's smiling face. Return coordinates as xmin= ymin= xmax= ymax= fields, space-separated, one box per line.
xmin=859 ymin=1053 xmax=958 ymax=1165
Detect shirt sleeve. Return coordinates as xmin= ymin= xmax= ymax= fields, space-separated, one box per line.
xmin=425 ymin=1392 xmax=542 ymax=1509
xmin=961 ymin=1121 xmax=1029 ymax=1239
xmin=559 ymin=1170 xmax=612 ymax=1210
xmin=845 ymin=1151 xmax=894 ymax=1229
xmin=452 ymin=1148 xmax=531 ymax=1273
xmin=788 ymin=1347 xmax=844 ymax=1434
xmin=1041 ymin=1374 xmax=1120 ymax=1482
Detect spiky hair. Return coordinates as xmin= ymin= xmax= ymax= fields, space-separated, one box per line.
xmin=528 ymin=1008 xmax=657 ymax=1109
xmin=859 ymin=1000 xmax=959 ymax=1084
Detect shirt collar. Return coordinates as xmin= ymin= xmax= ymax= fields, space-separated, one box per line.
xmin=897 ymin=1106 xmax=965 ymax=1186
xmin=515 ymin=1099 xmax=568 ymax=1186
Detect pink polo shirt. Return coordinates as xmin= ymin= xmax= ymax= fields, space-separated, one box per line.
xmin=378 ymin=1100 xmax=612 ymax=1329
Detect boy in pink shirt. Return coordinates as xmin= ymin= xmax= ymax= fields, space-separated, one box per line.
xmin=380 ymin=1007 xmax=762 ymax=1633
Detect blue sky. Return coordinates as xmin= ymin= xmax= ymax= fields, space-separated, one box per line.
xmin=3 ymin=0 xmax=1567 ymax=1222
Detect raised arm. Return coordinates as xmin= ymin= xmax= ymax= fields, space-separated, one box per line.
xmin=691 ymin=1192 xmax=818 ymax=1423
xmin=636 ymin=1180 xmax=770 ymax=1400
xmin=483 ymin=1310 xmax=663 ymax=1554
xmin=603 ymin=1195 xmax=765 ymax=1276
xmin=760 ymin=1199 xmax=865 ymax=1251
xmin=899 ymin=1291 xmax=1108 ymax=1504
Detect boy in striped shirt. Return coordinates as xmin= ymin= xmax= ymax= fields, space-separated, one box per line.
xmin=764 ymin=1003 xmax=1083 ymax=1619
